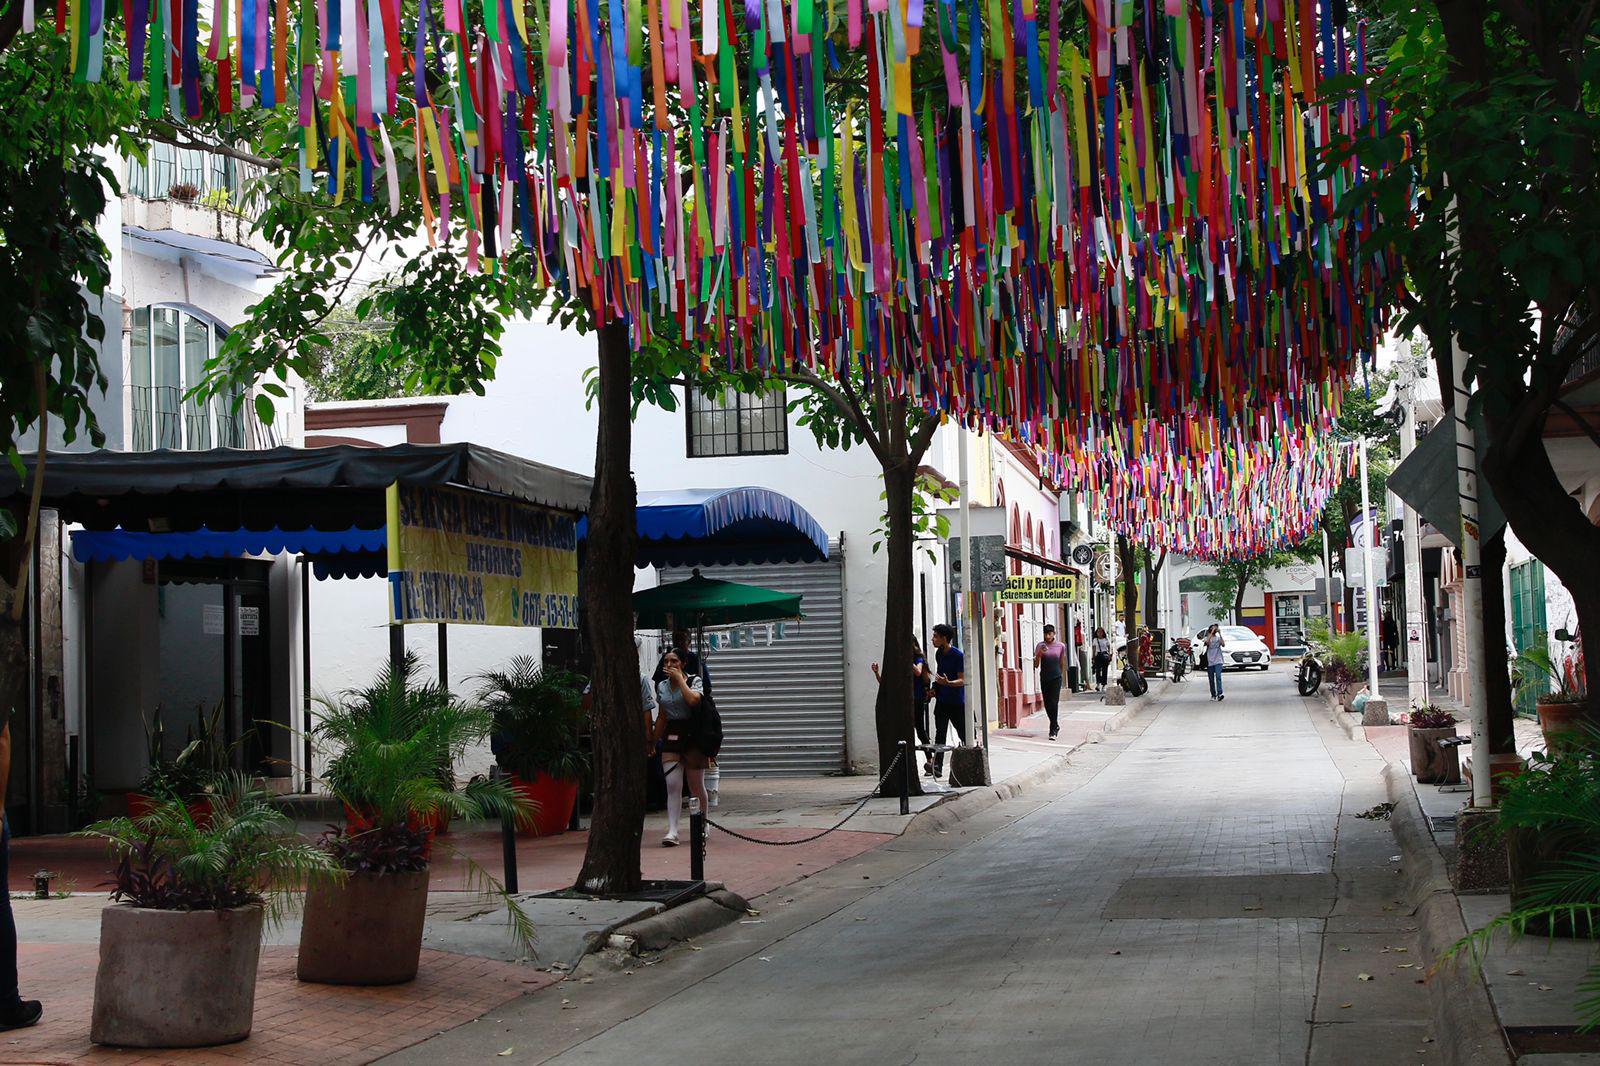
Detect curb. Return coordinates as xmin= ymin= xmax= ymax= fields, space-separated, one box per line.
xmin=904 ymin=683 xmax=1157 ymax=837
xmin=602 ymin=887 xmax=752 ymax=953
xmin=1382 ymin=763 xmax=1513 ymax=1066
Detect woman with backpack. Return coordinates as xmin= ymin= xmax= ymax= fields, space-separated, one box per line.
xmin=1091 ymin=627 xmax=1113 ymax=691
xmin=654 ymin=649 xmax=710 ymax=847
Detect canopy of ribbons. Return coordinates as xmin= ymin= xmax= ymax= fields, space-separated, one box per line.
xmin=41 ymin=0 xmax=1400 ymax=559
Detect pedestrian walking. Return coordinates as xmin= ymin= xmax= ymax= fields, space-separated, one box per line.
xmin=929 ymin=624 xmax=967 ymax=779
xmin=0 ymin=722 xmax=42 ymax=1032
xmin=653 ymin=628 xmax=711 ymax=694
xmin=1091 ymin=627 xmax=1112 ymax=690
xmin=653 ymin=650 xmax=710 ymax=847
xmin=872 ymin=635 xmax=933 ymax=775
xmin=1068 ymin=618 xmax=1084 ymax=693
xmin=1034 ymin=624 xmax=1067 ymax=740
xmin=1380 ymin=612 xmax=1399 ymax=671
xmin=1204 ymin=624 xmax=1227 ymax=701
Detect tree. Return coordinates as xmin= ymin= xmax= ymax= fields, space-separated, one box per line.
xmin=0 ymin=30 xmax=139 ymax=745
xmin=1202 ymin=546 xmax=1319 ymax=626
xmin=1141 ymin=547 xmax=1167 ymax=631
xmin=1342 ymin=2 xmax=1600 ymax=714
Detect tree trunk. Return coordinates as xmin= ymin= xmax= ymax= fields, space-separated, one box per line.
xmin=0 ymin=522 xmax=27 ymax=785
xmin=1479 ymin=412 xmax=1600 ymax=722
xmin=574 ymin=321 xmax=646 ymax=895
xmin=1117 ymin=535 xmax=1137 ymax=645
xmin=1478 ymin=531 xmax=1518 ymax=755
xmin=875 ymin=459 xmax=923 ymax=796
xmin=1232 ymin=568 xmax=1249 ymax=626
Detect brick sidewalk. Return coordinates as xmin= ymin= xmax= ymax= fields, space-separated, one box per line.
xmin=1 ymin=946 xmax=555 ymax=1065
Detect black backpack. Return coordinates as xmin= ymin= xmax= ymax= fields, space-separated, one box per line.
xmin=692 ymin=676 xmax=724 ymax=759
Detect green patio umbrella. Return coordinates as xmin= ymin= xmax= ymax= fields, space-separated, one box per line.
xmin=632 ymin=570 xmax=803 ymax=630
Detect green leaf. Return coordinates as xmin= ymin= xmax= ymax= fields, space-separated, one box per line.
xmin=254 ymin=394 xmax=277 ymax=425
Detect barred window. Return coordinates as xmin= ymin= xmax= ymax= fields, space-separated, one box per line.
xmin=686 ymin=386 xmax=788 ymax=457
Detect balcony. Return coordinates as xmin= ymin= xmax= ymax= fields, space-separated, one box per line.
xmin=128 ymin=384 xmax=284 ymax=452
xmin=122 ymin=143 xmax=277 ymax=274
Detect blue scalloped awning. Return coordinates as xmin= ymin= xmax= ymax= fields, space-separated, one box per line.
xmin=71 ymin=525 xmax=386 ymax=566
xmin=587 ymin=487 xmax=830 ymax=567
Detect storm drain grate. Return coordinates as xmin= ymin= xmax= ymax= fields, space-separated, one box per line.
xmin=1428 ymin=815 xmax=1458 ymax=833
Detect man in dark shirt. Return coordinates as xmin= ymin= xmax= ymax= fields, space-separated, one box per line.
xmin=929 ymin=624 xmax=967 ymax=780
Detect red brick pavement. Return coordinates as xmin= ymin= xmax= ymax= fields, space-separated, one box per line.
xmin=12 ymin=825 xmax=893 ymax=902
xmin=0 ymin=946 xmax=555 ymax=1065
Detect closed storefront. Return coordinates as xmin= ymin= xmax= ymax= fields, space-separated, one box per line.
xmin=662 ymin=546 xmax=847 ymax=775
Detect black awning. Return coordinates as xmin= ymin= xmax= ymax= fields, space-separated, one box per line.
xmin=0 ymin=443 xmax=593 ymax=532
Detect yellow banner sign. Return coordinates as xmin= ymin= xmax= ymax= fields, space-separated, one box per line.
xmin=387 ymin=483 xmax=580 ymax=628
xmin=996 ymin=573 xmax=1082 ymax=603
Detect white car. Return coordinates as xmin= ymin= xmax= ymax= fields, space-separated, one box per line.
xmin=1193 ymin=626 xmax=1272 ymax=671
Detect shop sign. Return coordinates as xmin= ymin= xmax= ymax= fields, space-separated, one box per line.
xmin=996 ymin=573 xmax=1083 ymax=603
xmin=386 ymin=483 xmax=580 ymax=628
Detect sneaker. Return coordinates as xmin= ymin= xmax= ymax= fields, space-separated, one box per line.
xmin=0 ymin=1001 xmax=42 ymax=1032
xmin=922 ymin=761 xmax=934 ymax=776
xmin=661 ymin=834 xmax=679 ymax=847
xmin=1049 ymin=732 xmax=1058 ymax=741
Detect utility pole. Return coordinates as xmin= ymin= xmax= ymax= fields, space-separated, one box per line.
xmin=1321 ymin=527 xmax=1334 ymax=630
xmin=1358 ymin=437 xmax=1386 ymax=721
xmin=1450 ymin=335 xmax=1491 ymax=808
xmin=1397 ymin=357 xmax=1429 ymax=712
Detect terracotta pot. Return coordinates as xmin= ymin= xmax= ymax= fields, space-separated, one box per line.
xmin=1537 ymin=700 xmax=1587 ymax=751
xmin=297 ymin=868 xmax=430 ymax=985
xmin=1507 ymin=825 xmax=1600 ymax=939
xmin=1408 ymin=726 xmax=1460 ymax=785
xmin=126 ymin=792 xmax=213 ymax=827
xmin=509 ymin=772 xmax=579 ymax=837
xmin=91 ymin=904 xmax=263 ymax=1047
xmin=342 ymin=806 xmax=443 ymax=858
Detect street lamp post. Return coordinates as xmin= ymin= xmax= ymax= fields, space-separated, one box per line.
xmin=1397 ymin=362 xmax=1429 ymax=712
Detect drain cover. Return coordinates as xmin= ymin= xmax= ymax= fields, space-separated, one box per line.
xmin=1428 ymin=815 xmax=1458 ymax=832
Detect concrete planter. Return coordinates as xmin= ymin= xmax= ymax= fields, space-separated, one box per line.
xmin=91 ymin=904 xmax=263 ymax=1048
xmin=1408 ymin=726 xmax=1459 ymax=784
xmin=297 ymin=868 xmax=430 ymax=985
xmin=1536 ymin=700 xmax=1587 ymax=751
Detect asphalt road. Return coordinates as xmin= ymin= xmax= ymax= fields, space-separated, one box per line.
xmin=388 ymin=668 xmax=1433 ymax=1066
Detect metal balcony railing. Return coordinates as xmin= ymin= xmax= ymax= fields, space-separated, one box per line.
xmin=1558 ymin=314 xmax=1600 ymax=389
xmin=129 ymin=385 xmax=283 ymax=452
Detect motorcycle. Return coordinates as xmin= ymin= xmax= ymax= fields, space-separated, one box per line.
xmin=1169 ymin=638 xmax=1191 ymax=682
xmin=1296 ymin=650 xmax=1324 ymax=696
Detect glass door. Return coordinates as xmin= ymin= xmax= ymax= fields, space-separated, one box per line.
xmin=1274 ymin=595 xmax=1306 ymax=652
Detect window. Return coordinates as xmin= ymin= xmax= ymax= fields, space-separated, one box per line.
xmin=129 ymin=306 xmax=267 ymax=451
xmin=125 ymin=142 xmax=263 ymax=214
xmin=686 ymin=385 xmax=787 ymax=457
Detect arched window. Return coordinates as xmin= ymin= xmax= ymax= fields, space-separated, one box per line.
xmin=129 ymin=306 xmax=242 ymax=450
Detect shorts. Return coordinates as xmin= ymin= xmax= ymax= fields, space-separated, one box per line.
xmin=661 ymin=725 xmax=707 ymax=769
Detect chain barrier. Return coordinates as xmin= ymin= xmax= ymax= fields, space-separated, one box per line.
xmin=702 ymin=749 xmax=906 ymax=847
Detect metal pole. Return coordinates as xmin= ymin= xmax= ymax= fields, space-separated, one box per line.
xmin=301 ymin=560 xmax=313 ymax=794
xmin=1450 ymin=334 xmax=1491 ymax=808
xmin=1322 ymin=527 xmax=1334 ymax=630
xmin=1358 ymin=437 xmax=1381 ymax=699
xmin=689 ymin=808 xmax=706 ymax=881
xmin=437 ymin=623 xmax=449 ymax=692
xmin=897 ymin=740 xmax=910 ymax=815
xmin=1399 ymin=365 xmax=1429 ymax=712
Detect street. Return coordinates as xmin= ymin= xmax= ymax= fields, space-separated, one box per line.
xmin=389 ymin=668 xmax=1433 ymax=1066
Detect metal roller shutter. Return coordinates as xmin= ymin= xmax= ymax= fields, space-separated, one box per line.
xmin=661 ymin=545 xmax=846 ymax=776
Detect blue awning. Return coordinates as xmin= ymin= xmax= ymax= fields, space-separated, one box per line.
xmin=602 ymin=487 xmax=829 ymax=567
xmin=71 ymin=525 xmax=385 ymax=565
xmin=70 ymin=487 xmax=828 ymax=578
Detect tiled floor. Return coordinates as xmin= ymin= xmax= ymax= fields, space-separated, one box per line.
xmin=2 ymin=946 xmax=556 ymax=1065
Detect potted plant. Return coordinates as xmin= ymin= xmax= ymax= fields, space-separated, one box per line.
xmin=1514 ymin=635 xmax=1587 ymax=751
xmin=80 ymin=775 xmax=337 ymax=1048
xmin=301 ymin=655 xmax=533 ymax=985
xmin=128 ymin=704 xmax=230 ymax=821
xmin=478 ymin=656 xmax=589 ymax=837
xmin=1406 ymin=705 xmax=1460 ymax=783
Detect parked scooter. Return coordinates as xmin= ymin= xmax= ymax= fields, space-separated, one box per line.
xmin=1296 ymin=650 xmax=1324 ymax=696
xmin=1169 ymin=638 xmax=1191 ymax=682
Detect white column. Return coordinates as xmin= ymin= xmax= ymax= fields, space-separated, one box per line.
xmin=1358 ymin=437 xmax=1382 ymax=699
xmin=958 ymin=431 xmax=975 ymax=747
xmin=1398 ymin=364 xmax=1429 ymax=711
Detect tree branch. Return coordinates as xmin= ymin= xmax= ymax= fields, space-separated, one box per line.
xmin=144 ymin=129 xmax=284 ymax=173
xmin=907 ymin=411 xmax=940 ymax=466
xmin=781 ymin=364 xmax=886 ymax=464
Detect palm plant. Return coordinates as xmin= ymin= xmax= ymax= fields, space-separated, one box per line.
xmin=1515 ymin=634 xmax=1584 ymax=706
xmin=314 ymin=654 xmax=537 ymax=949
xmin=318 ymin=652 xmax=531 ymax=833
xmin=80 ymin=773 xmax=338 ymax=924
xmin=1440 ymin=723 xmax=1600 ymax=1028
xmin=477 ymin=656 xmax=589 ymax=783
